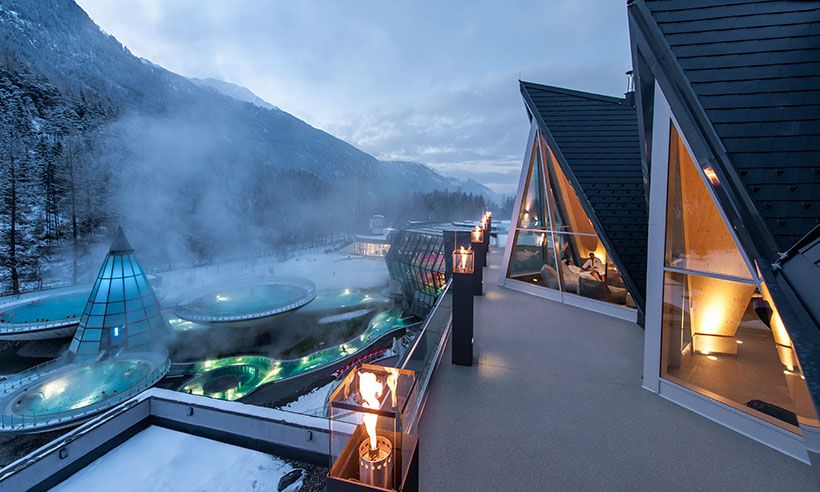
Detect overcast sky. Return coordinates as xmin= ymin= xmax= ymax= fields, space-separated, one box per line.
xmin=76 ymin=0 xmax=632 ymax=194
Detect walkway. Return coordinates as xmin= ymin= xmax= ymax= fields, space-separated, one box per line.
xmin=419 ymin=250 xmax=815 ymax=491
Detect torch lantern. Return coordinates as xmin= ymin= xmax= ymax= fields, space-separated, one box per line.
xmin=328 ymin=364 xmax=419 ymax=492
xmin=470 ymin=229 xmax=485 ymax=296
xmin=452 ymin=246 xmax=474 ymax=275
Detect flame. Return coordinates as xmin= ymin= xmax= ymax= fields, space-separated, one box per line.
xmin=358 ymin=371 xmax=384 ymax=450
xmin=385 ymin=367 xmax=399 ymax=408
xmin=457 ymin=246 xmax=471 ymax=271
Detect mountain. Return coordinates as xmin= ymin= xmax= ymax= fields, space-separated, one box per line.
xmin=190 ymin=77 xmax=280 ymax=111
xmin=0 ymin=0 xmax=496 ymax=290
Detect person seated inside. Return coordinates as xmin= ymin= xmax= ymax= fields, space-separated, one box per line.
xmin=581 ymin=252 xmax=605 ymax=282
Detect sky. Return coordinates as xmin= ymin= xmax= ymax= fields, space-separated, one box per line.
xmin=75 ymin=0 xmax=633 ymax=195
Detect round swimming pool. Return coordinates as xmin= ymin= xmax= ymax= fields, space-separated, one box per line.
xmin=0 ymin=351 xmax=169 ymax=432
xmin=10 ymin=359 xmax=152 ymax=416
xmin=180 ymin=356 xmax=274 ymax=400
xmin=0 ymin=290 xmax=88 ymax=325
xmin=175 ymin=279 xmax=316 ymax=323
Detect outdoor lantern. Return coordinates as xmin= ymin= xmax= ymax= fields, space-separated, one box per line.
xmin=471 ymin=226 xmax=484 ymax=244
xmin=453 ymin=246 xmax=474 ymax=274
xmin=328 ymin=364 xmax=419 ymax=492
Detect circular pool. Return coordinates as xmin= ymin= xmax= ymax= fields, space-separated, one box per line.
xmin=0 ymin=288 xmax=90 ymax=340
xmin=0 ymin=352 xmax=169 ymax=432
xmin=10 ymin=359 xmax=152 ymax=416
xmin=0 ymin=291 xmax=87 ymax=325
xmin=175 ymin=279 xmax=316 ymax=323
xmin=180 ymin=356 xmax=274 ymax=400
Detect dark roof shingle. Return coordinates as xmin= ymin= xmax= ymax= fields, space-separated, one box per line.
xmin=644 ymin=0 xmax=820 ymax=251
xmin=520 ymin=81 xmax=648 ymax=307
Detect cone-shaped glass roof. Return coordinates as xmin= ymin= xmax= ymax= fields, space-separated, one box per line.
xmin=69 ymin=228 xmax=169 ymax=360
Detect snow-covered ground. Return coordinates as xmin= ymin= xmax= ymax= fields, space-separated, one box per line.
xmin=273 ymin=252 xmax=388 ymax=291
xmin=52 ymin=426 xmax=302 ymax=492
xmin=157 ymin=250 xmax=388 ymax=302
xmin=278 ymin=380 xmax=337 ymax=417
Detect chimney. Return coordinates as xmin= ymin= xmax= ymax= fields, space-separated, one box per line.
xmin=624 ymin=70 xmax=636 ymax=107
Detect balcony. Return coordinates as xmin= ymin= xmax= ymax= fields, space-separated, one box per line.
xmin=418 ymin=250 xmax=815 ymax=490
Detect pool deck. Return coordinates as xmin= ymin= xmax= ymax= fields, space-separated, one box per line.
xmin=419 ymin=249 xmax=817 ymax=490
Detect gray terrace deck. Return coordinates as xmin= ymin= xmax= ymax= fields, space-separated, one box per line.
xmin=419 ymin=249 xmax=816 ymax=491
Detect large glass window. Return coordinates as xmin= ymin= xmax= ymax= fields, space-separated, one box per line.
xmin=517 ymin=139 xmax=547 ymax=229
xmin=665 ymin=126 xmax=751 ymax=280
xmin=660 ymin=123 xmax=817 ymax=432
xmin=506 ymin=129 xmax=631 ymax=307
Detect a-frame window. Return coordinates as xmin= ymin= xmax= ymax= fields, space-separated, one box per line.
xmin=507 ymin=129 xmax=634 ymax=308
xmin=659 ymin=123 xmax=817 ymax=431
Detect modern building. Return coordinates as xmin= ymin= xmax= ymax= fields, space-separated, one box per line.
xmin=68 ymin=227 xmax=171 ymax=361
xmin=385 ymin=225 xmax=447 ymax=318
xmin=353 ymin=234 xmax=391 ymax=257
xmin=502 ymin=81 xmax=647 ymax=322
xmin=628 ymin=0 xmax=820 ymax=463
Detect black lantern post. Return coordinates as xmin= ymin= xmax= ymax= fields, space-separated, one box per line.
xmin=451 ymin=246 xmax=474 ymax=366
xmin=470 ymin=227 xmax=485 ymax=296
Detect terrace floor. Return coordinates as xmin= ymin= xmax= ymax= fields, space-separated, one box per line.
xmin=419 ymin=249 xmax=816 ymax=491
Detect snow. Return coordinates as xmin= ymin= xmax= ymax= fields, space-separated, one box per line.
xmin=153 ymin=249 xmax=388 ymax=304
xmin=278 ymin=380 xmax=336 ymax=417
xmin=267 ymin=252 xmax=389 ymax=291
xmin=52 ymin=426 xmax=302 ymax=492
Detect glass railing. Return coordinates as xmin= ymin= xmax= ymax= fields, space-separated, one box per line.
xmin=399 ymin=280 xmax=452 ymax=432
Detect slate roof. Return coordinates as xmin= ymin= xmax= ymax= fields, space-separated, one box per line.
xmin=642 ymin=0 xmax=820 ymax=253
xmin=520 ymin=81 xmax=648 ymax=308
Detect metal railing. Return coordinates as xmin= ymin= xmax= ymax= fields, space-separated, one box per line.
xmin=399 ymin=279 xmax=452 ymax=432
xmin=0 ymin=357 xmax=170 ymax=432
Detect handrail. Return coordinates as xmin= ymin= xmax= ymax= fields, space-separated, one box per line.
xmin=401 ymin=278 xmax=451 ymax=369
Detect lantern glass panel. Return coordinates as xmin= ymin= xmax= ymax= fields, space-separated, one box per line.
xmin=329 ymin=364 xmax=417 ymax=491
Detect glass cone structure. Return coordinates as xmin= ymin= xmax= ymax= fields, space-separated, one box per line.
xmin=68 ymin=227 xmax=170 ymax=361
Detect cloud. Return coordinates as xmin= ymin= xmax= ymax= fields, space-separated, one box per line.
xmin=75 ymin=0 xmax=632 ymax=194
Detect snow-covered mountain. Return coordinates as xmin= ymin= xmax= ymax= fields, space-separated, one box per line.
xmin=190 ymin=77 xmax=281 ymax=112
xmin=0 ymin=0 xmax=497 ymax=287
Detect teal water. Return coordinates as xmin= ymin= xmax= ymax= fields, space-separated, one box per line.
xmin=10 ymin=359 xmax=152 ymax=416
xmin=178 ymin=285 xmax=311 ymax=318
xmin=181 ymin=310 xmax=407 ymax=400
xmin=0 ymin=291 xmax=88 ymax=324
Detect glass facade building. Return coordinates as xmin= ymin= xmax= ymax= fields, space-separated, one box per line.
xmin=69 ymin=228 xmax=170 ymax=360
xmin=385 ymin=227 xmax=447 ymax=319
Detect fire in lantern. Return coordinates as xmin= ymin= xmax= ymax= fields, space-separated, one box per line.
xmin=358 ymin=371 xmax=393 ymax=488
xmin=471 ymin=225 xmax=484 ymax=243
xmin=453 ymin=246 xmax=474 ymax=274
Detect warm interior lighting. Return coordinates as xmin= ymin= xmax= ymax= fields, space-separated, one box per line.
xmin=759 ymin=281 xmax=798 ymax=370
xmin=689 ymin=269 xmax=755 ymax=354
xmin=358 ymin=371 xmax=383 ymax=451
xmin=703 ymin=166 xmax=719 ymax=184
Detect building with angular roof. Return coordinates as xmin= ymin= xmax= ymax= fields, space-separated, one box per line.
xmin=68 ymin=227 xmax=170 ymax=360
xmin=502 ymin=81 xmax=647 ymax=322
xmin=628 ymin=0 xmax=820 ymax=465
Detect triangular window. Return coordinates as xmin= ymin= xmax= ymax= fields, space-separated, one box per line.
xmin=664 ymin=125 xmax=751 ymax=280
